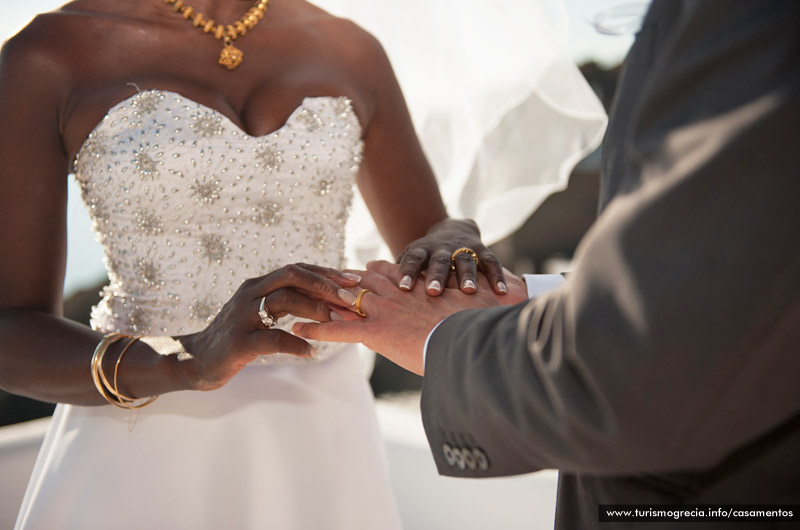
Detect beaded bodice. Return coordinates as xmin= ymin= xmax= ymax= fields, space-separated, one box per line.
xmin=74 ymin=90 xmax=361 ymax=363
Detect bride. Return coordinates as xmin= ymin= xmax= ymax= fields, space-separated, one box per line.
xmin=0 ymin=0 xmax=605 ymax=528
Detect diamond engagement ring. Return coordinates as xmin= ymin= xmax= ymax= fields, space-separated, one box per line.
xmin=258 ymin=296 xmax=278 ymax=328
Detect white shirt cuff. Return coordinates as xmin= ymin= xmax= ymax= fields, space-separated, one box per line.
xmin=422 ymin=319 xmax=446 ymax=372
xmin=422 ymin=274 xmax=566 ymax=369
xmin=523 ymin=274 xmax=566 ymax=299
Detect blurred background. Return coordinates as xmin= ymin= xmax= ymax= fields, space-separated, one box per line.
xmin=0 ymin=1 xmax=647 ymax=528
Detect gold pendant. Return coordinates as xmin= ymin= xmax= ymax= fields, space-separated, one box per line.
xmin=219 ymin=42 xmax=244 ymax=70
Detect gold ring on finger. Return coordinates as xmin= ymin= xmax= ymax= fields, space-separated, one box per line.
xmin=354 ymin=288 xmax=370 ymax=318
xmin=450 ymin=247 xmax=479 ymax=272
xmin=258 ymin=296 xmax=278 ymax=328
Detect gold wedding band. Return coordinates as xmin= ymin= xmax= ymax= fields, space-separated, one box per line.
xmin=450 ymin=247 xmax=479 ymax=272
xmin=354 ymin=288 xmax=370 ymax=318
xmin=258 ymin=296 xmax=277 ymax=328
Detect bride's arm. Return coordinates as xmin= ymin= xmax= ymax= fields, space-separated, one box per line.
xmin=341 ymin=28 xmax=507 ymax=296
xmin=0 ymin=24 xmax=354 ymax=406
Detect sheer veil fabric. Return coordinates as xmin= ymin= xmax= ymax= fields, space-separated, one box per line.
xmin=310 ymin=0 xmax=608 ymax=264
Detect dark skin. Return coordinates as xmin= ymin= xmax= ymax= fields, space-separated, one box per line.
xmin=0 ymin=0 xmax=505 ymax=405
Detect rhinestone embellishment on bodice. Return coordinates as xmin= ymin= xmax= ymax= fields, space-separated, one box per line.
xmin=74 ymin=90 xmax=362 ymax=363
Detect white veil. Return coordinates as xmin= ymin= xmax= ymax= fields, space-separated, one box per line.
xmin=310 ymin=0 xmax=608 ymax=265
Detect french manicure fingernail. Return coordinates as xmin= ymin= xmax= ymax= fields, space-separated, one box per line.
xmin=309 ymin=346 xmax=318 ymax=358
xmin=463 ymin=279 xmax=476 ymax=290
xmin=338 ymin=289 xmax=356 ymax=306
xmin=497 ymin=281 xmax=508 ymax=293
xmin=427 ymin=280 xmax=442 ymax=293
xmin=342 ymin=272 xmax=361 ymax=282
xmin=330 ymin=311 xmax=343 ymax=321
xmin=399 ymin=275 xmax=413 ymax=290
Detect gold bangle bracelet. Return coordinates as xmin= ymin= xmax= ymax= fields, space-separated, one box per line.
xmin=113 ymin=337 xmax=159 ymax=410
xmin=91 ymin=333 xmax=159 ymax=410
xmin=99 ymin=337 xmax=141 ymax=403
xmin=90 ymin=333 xmax=130 ymax=407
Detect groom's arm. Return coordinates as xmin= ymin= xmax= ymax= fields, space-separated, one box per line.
xmin=422 ymin=1 xmax=800 ymax=477
xmin=423 ymin=163 xmax=800 ymax=480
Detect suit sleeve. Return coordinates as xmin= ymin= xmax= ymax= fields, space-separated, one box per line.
xmin=421 ymin=0 xmax=800 ymax=478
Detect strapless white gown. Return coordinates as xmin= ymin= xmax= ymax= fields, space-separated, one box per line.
xmin=15 ymin=90 xmax=402 ymax=530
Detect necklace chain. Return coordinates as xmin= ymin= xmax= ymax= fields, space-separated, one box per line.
xmin=164 ymin=0 xmax=270 ymax=70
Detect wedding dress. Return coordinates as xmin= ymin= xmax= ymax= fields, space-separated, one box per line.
xmin=15 ymin=91 xmax=403 ymax=529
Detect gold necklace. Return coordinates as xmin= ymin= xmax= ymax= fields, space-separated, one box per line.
xmin=164 ymin=0 xmax=270 ymax=70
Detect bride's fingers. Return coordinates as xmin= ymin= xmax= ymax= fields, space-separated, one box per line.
xmin=452 ymin=251 xmax=479 ymax=294
xmin=247 ymin=328 xmax=317 ymax=358
xmin=293 ymin=263 xmax=361 ymax=286
xmin=421 ymin=250 xmax=452 ymax=296
xmin=394 ymin=248 xmax=428 ymax=291
xmin=259 ymin=288 xmax=334 ymax=323
xmin=476 ymin=248 xmax=507 ymax=295
xmin=246 ymin=264 xmax=356 ymax=307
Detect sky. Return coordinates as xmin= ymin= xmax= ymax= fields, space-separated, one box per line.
xmin=1 ymin=0 xmax=647 ymax=297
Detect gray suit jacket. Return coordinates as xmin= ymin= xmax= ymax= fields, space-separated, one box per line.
xmin=421 ymin=1 xmax=800 ymax=528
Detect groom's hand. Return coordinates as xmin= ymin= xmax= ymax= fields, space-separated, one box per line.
xmin=293 ymin=261 xmax=527 ymax=375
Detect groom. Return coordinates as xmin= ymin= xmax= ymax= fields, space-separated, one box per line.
xmin=297 ymin=0 xmax=800 ymax=528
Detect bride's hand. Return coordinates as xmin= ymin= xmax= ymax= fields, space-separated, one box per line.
xmin=179 ymin=264 xmax=359 ymax=391
xmin=395 ymin=218 xmax=507 ymax=297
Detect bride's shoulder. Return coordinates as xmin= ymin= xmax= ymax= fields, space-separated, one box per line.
xmin=282 ymin=1 xmax=387 ymax=59
xmin=288 ymin=2 xmax=396 ymax=88
xmin=1 ymin=13 xmax=70 ymax=92
xmin=4 ymin=1 xmax=110 ymax=43
xmin=274 ymin=2 xmax=405 ymax=126
xmin=1 ymin=2 xmax=142 ymax=91
xmin=1 ymin=3 xmax=106 ymax=76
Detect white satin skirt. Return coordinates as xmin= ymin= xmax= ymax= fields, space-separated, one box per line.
xmin=15 ymin=347 xmax=402 ymax=530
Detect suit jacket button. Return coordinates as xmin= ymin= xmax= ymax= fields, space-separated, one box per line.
xmin=463 ymin=448 xmax=477 ymax=470
xmin=473 ymin=448 xmax=489 ymax=470
xmin=443 ymin=444 xmax=456 ymax=466
xmin=453 ymin=448 xmax=466 ymax=470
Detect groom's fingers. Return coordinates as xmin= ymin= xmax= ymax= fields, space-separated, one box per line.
xmin=327 ymin=304 xmax=361 ymax=322
xmin=365 ymin=260 xmax=400 ymax=280
xmin=337 ymin=271 xmax=404 ymax=306
xmin=356 ymin=271 xmax=399 ymax=296
xmin=292 ymin=321 xmax=363 ymax=344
